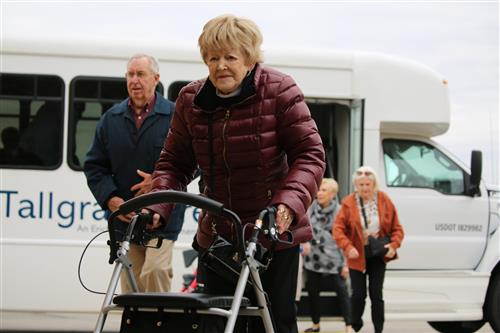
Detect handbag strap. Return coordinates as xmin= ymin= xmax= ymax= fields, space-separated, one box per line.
xmin=359 ymin=197 xmax=369 ymax=229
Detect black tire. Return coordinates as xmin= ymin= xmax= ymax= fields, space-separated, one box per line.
xmin=428 ymin=320 xmax=485 ymax=333
xmin=484 ymin=273 xmax=500 ymax=332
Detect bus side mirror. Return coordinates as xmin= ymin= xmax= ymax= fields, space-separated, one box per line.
xmin=468 ymin=150 xmax=482 ymax=196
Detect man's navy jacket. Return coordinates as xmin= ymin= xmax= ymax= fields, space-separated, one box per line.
xmin=84 ymin=93 xmax=185 ymax=241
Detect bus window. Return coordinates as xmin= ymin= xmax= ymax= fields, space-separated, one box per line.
xmin=383 ymin=139 xmax=465 ymax=194
xmin=0 ymin=73 xmax=64 ymax=169
xmin=168 ymin=81 xmax=190 ymax=101
xmin=68 ymin=76 xmax=164 ymax=170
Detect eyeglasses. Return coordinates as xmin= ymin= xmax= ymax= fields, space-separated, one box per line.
xmin=356 ymin=170 xmax=372 ymax=176
xmin=125 ymin=71 xmax=152 ymax=80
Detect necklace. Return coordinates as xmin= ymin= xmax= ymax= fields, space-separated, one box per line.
xmin=365 ymin=200 xmax=377 ymax=225
xmin=358 ymin=194 xmax=378 ymax=228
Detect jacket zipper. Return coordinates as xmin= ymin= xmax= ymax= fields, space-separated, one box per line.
xmin=222 ymin=109 xmax=232 ymax=209
xmin=220 ymin=93 xmax=256 ymax=208
xmin=206 ymin=94 xmax=255 ymax=207
xmin=221 ymin=109 xmax=236 ymax=239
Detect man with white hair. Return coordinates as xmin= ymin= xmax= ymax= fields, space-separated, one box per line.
xmin=84 ymin=54 xmax=185 ymax=292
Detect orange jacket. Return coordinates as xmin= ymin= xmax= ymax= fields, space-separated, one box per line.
xmin=333 ymin=191 xmax=404 ymax=272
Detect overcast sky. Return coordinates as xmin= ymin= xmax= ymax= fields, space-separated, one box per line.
xmin=2 ymin=1 xmax=498 ymax=184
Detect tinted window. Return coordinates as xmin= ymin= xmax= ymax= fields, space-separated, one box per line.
xmin=168 ymin=81 xmax=190 ymax=101
xmin=0 ymin=73 xmax=64 ymax=169
xmin=383 ymin=139 xmax=465 ymax=194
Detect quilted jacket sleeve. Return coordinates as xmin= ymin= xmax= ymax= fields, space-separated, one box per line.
xmin=270 ymin=74 xmax=326 ymax=220
xmin=148 ymin=89 xmax=198 ymax=223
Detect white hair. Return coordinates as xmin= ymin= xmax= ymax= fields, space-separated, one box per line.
xmin=127 ymin=54 xmax=160 ymax=74
xmin=352 ymin=165 xmax=380 ymax=191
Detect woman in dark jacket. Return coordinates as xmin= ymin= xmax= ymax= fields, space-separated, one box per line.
xmin=147 ymin=14 xmax=325 ymax=333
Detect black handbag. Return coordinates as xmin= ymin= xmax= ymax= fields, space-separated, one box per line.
xmin=199 ymin=234 xmax=269 ymax=288
xmin=360 ymin=198 xmax=390 ymax=258
xmin=366 ymin=235 xmax=390 ymax=258
xmin=200 ymin=235 xmax=243 ymax=286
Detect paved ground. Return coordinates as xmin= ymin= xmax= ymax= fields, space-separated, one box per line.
xmin=296 ymin=318 xmax=495 ymax=333
xmin=1 ymin=311 xmax=496 ymax=332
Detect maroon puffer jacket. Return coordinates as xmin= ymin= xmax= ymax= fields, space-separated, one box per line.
xmin=150 ymin=64 xmax=325 ymax=249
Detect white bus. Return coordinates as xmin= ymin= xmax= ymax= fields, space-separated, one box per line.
xmin=0 ymin=36 xmax=498 ymax=333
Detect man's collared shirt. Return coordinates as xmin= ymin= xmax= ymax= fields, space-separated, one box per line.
xmin=129 ymin=94 xmax=156 ymax=129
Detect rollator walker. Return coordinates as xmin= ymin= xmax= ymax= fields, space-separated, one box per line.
xmin=93 ymin=190 xmax=292 ymax=333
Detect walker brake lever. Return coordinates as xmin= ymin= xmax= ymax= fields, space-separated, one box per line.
xmin=131 ymin=212 xmax=162 ymax=248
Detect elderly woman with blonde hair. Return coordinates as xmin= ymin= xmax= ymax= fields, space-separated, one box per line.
xmin=302 ymin=178 xmax=352 ymax=333
xmin=333 ymin=166 xmax=404 ymax=333
xmin=146 ymin=14 xmax=325 ymax=333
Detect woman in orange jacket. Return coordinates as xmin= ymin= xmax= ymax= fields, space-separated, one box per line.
xmin=333 ymin=166 xmax=404 ymax=333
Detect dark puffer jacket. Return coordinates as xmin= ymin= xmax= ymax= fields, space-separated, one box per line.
xmin=150 ymin=64 xmax=325 ymax=249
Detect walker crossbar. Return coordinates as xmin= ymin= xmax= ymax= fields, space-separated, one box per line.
xmin=118 ymin=190 xmax=225 ymax=217
xmin=107 ymin=190 xmax=244 ymax=264
xmin=93 ymin=190 xmax=278 ymax=333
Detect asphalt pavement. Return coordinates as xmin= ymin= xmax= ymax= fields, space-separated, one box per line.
xmin=1 ymin=311 xmax=496 ymax=332
xmin=296 ymin=318 xmax=495 ymax=333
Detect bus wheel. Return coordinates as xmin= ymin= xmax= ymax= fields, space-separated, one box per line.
xmin=427 ymin=320 xmax=485 ymax=333
xmin=484 ymin=273 xmax=500 ymax=332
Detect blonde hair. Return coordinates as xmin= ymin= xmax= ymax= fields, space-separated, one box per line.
xmin=198 ymin=14 xmax=264 ymax=65
xmin=321 ymin=178 xmax=339 ymax=194
xmin=352 ymin=165 xmax=380 ymax=191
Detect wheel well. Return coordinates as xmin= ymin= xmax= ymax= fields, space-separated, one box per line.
xmin=489 ymin=261 xmax=500 ymax=285
xmin=483 ymin=261 xmax=500 ymax=315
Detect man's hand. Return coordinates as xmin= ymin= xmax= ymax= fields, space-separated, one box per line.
xmin=107 ymin=196 xmax=135 ymax=222
xmin=130 ymin=169 xmax=152 ymax=197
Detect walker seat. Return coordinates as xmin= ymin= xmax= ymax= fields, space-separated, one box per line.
xmin=114 ymin=292 xmax=251 ymax=309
